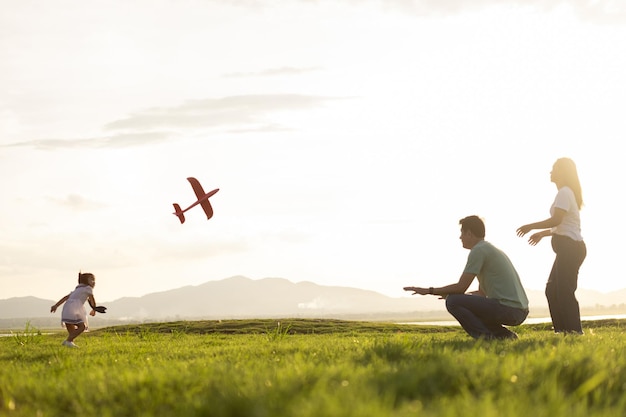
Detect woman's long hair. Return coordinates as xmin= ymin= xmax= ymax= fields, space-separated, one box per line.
xmin=555 ymin=157 xmax=583 ymax=209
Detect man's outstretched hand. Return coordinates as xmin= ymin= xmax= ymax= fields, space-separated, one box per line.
xmin=403 ymin=286 xmax=428 ymax=295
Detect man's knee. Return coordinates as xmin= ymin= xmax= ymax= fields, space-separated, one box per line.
xmin=445 ymin=294 xmax=462 ymax=312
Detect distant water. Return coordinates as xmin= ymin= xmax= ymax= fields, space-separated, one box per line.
xmin=402 ymin=314 xmax=626 ymax=327
xmin=0 ymin=332 xmax=53 ymax=337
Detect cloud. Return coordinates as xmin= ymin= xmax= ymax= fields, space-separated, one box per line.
xmin=221 ymin=66 xmax=322 ymax=78
xmin=224 ymin=123 xmax=295 ymax=134
xmin=149 ymin=239 xmax=252 ymax=262
xmin=377 ymin=0 xmax=626 ymax=22
xmin=2 ymin=94 xmax=348 ymax=150
xmin=2 ymin=132 xmax=175 ymax=150
xmin=47 ymin=194 xmax=104 ymax=211
xmin=104 ymin=94 xmax=346 ymax=132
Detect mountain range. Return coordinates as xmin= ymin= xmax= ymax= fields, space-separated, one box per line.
xmin=1 ymin=276 xmax=625 ymax=329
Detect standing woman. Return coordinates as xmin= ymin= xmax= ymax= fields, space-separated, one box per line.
xmin=517 ymin=157 xmax=586 ymax=334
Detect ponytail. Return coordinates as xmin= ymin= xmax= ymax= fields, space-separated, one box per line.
xmin=78 ymin=271 xmax=95 ymax=285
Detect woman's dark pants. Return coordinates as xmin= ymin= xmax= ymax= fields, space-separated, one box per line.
xmin=547 ymin=235 xmax=587 ymax=333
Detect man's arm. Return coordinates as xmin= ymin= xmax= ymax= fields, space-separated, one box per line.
xmin=468 ymin=283 xmax=486 ymax=296
xmin=404 ymin=272 xmax=476 ymax=297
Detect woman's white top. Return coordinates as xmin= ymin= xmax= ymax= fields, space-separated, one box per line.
xmin=550 ymin=186 xmax=583 ymax=241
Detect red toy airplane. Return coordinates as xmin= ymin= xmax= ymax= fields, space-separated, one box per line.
xmin=173 ymin=177 xmax=219 ymax=224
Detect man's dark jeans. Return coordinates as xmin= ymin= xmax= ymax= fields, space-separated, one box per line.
xmin=446 ymin=294 xmax=528 ymax=339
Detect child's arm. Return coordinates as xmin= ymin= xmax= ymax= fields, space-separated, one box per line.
xmin=50 ymin=295 xmax=70 ymax=313
xmin=88 ymin=294 xmax=97 ymax=316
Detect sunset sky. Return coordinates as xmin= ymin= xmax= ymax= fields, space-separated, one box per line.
xmin=2 ymin=0 xmax=625 ymax=304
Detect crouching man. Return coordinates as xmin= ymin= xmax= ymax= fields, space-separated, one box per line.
xmin=404 ymin=215 xmax=529 ymax=340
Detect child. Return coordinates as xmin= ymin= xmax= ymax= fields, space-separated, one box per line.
xmin=50 ymin=272 xmax=105 ymax=348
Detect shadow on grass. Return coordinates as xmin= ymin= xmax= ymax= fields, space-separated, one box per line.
xmin=94 ymin=318 xmax=463 ymax=336
xmin=93 ymin=317 xmax=625 ymax=337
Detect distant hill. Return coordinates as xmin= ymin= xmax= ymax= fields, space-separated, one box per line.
xmin=1 ymin=276 xmax=625 ymax=329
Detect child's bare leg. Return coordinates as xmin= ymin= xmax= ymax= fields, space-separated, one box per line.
xmin=66 ymin=323 xmax=86 ymax=342
xmin=64 ymin=324 xmax=76 ymax=340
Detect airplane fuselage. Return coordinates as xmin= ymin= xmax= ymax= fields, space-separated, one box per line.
xmin=172 ymin=177 xmax=219 ymax=223
xmin=178 ymin=188 xmax=219 ymax=213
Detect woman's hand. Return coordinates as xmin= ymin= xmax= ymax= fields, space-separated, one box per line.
xmin=516 ymin=225 xmax=532 ymax=237
xmin=527 ymin=231 xmax=549 ymax=246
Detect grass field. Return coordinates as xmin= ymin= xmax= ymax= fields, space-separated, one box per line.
xmin=2 ymin=318 xmax=625 ymax=416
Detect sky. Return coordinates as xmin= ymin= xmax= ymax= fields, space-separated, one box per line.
xmin=2 ymin=0 xmax=625 ymax=303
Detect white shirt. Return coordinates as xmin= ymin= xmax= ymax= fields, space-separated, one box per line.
xmin=551 ymin=186 xmax=583 ymax=241
xmin=61 ymin=284 xmax=93 ymax=325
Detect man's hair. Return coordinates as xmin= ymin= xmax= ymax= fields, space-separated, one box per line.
xmin=459 ymin=215 xmax=485 ymax=238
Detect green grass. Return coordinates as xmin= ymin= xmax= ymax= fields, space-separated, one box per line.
xmin=2 ymin=319 xmax=625 ymax=416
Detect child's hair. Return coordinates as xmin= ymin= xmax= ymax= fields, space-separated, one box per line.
xmin=78 ymin=271 xmax=95 ymax=285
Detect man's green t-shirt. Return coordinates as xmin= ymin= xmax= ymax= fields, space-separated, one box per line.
xmin=463 ymin=240 xmax=529 ymax=310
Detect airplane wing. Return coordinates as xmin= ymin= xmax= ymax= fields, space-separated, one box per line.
xmin=187 ymin=177 xmax=207 ymax=200
xmin=199 ymin=200 xmax=214 ymax=220
xmin=186 ymin=177 xmax=219 ymax=220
